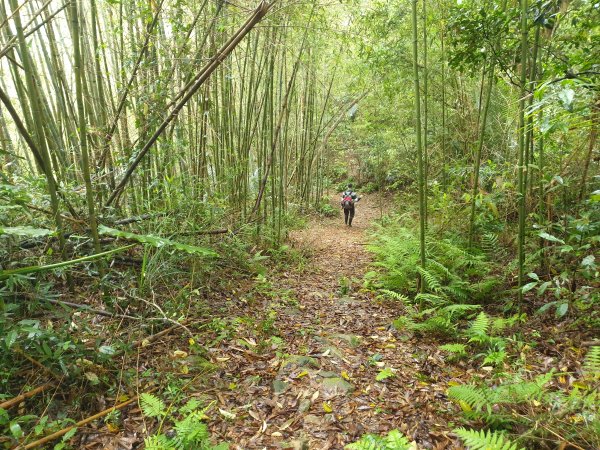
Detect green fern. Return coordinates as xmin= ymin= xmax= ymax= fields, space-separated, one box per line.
xmin=346 ymin=429 xmax=411 ymax=449
xmin=392 ymin=316 xmax=417 ymax=331
xmin=144 ymin=434 xmax=171 ymax=450
xmin=417 ymin=267 xmax=442 ymax=292
xmin=482 ymin=350 xmax=506 ymax=366
xmin=412 ymin=315 xmax=455 ymax=335
xmin=140 ymin=393 xmax=166 ymax=418
xmin=379 ymin=289 xmax=410 ymax=304
xmin=454 ymin=428 xmax=523 ymax=450
xmin=141 ymin=394 xmax=228 ymax=450
xmin=428 ymin=259 xmax=453 ymax=279
xmin=443 ymin=281 xmax=470 ymax=301
xmin=172 ymin=413 xmax=210 ymax=448
xmin=440 ymin=343 xmax=467 ymax=355
xmin=481 ymin=232 xmax=499 ymax=257
xmin=467 ymin=312 xmax=490 ymax=341
xmin=583 ymin=346 xmax=600 ymax=379
xmin=439 ymin=304 xmax=481 ymax=318
xmin=414 ymin=292 xmax=445 ymax=305
xmin=448 ymin=385 xmax=493 ymax=413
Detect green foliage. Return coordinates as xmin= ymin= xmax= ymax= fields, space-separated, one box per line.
xmin=448 ymin=372 xmax=553 ymax=417
xmin=439 ymin=343 xmax=467 ymax=356
xmin=378 ymin=289 xmax=410 ymax=304
xmin=346 ymin=429 xmax=411 ymax=450
xmin=453 ymin=428 xmax=523 ymax=450
xmin=376 ymin=367 xmax=395 ymax=381
xmin=583 ymin=346 xmax=600 ymax=379
xmin=140 ymin=393 xmax=167 ymax=418
xmin=368 ymin=224 xmax=491 ymax=310
xmin=141 ymin=394 xmax=227 ymax=450
xmin=467 ymin=312 xmax=490 ymax=342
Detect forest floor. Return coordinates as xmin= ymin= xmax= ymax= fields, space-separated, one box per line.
xmin=25 ymin=194 xmax=593 ymax=449
xmin=203 ymin=195 xmax=456 ymax=449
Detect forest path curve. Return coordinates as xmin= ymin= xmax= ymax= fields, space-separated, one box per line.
xmin=209 ymin=194 xmax=453 ymax=449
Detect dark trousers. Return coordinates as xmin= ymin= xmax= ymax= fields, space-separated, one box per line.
xmin=344 ymin=206 xmax=355 ymax=225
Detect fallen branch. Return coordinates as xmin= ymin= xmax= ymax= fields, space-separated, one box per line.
xmin=113 ymin=212 xmax=166 ymax=226
xmin=0 ymin=384 xmax=53 ymax=410
xmin=133 ymin=322 xmax=185 ymax=348
xmin=16 ymin=388 xmax=157 ymax=450
xmin=44 ymin=298 xmax=140 ymax=320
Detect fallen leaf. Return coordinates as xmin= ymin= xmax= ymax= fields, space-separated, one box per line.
xmin=219 ymin=408 xmax=236 ymax=420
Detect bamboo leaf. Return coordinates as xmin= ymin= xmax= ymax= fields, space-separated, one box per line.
xmin=0 ymin=226 xmax=54 ymax=237
xmin=98 ymin=225 xmax=217 ymax=257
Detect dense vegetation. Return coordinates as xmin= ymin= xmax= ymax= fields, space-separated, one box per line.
xmin=0 ymin=0 xmax=598 ymax=448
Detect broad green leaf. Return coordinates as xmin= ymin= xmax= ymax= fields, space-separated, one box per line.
xmin=537 ymin=281 xmax=551 ymax=295
xmin=4 ymin=330 xmax=17 ymax=349
xmin=85 ymin=372 xmax=100 ymax=385
xmin=521 ymin=282 xmax=537 ymax=293
xmin=555 ymin=302 xmax=569 ymax=318
xmin=581 ymin=255 xmax=595 ymax=268
xmin=10 ymin=422 xmax=23 ymax=439
xmin=538 ymin=232 xmax=565 ymax=244
xmin=99 ymin=345 xmax=116 ymax=356
xmin=527 ymin=272 xmax=539 ymax=281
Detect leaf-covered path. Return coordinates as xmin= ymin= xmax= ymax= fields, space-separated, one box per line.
xmin=207 ymin=195 xmax=454 ymax=449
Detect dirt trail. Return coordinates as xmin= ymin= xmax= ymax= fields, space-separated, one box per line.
xmin=209 ymin=195 xmax=452 ymax=449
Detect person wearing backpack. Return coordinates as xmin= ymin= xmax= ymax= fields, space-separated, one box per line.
xmin=340 ymin=184 xmax=360 ymax=226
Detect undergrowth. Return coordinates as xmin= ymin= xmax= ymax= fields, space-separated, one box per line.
xmin=366 ymin=214 xmax=600 ymax=449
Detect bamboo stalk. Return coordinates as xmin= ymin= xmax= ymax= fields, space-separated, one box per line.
xmin=0 ymin=384 xmax=53 ymax=410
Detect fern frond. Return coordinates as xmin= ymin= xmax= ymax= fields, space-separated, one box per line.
xmin=414 ymin=292 xmax=445 ymax=305
xmin=413 ymin=316 xmax=455 ymax=335
xmin=583 ymin=346 xmax=600 ymax=379
xmin=448 ymin=385 xmax=493 ymax=413
xmin=439 ymin=304 xmax=481 ymax=318
xmin=428 ymin=259 xmax=453 ymax=279
xmin=173 ymin=413 xmax=210 ymax=447
xmin=468 ymin=312 xmax=490 ymax=337
xmin=393 ymin=316 xmax=416 ymax=331
xmin=345 ymin=429 xmax=411 ymax=450
xmin=417 ymin=267 xmax=442 ymax=292
xmin=443 ymin=281 xmax=470 ymax=301
xmin=379 ymin=289 xmax=410 ymax=304
xmin=140 ymin=393 xmax=166 ymax=418
xmin=481 ymin=232 xmax=499 ymax=258
xmin=144 ymin=435 xmax=172 ymax=450
xmin=440 ymin=343 xmax=467 ymax=355
xmin=493 ymin=372 xmax=552 ymax=404
xmin=454 ymin=428 xmax=523 ymax=450
xmin=482 ymin=350 xmax=506 ymax=366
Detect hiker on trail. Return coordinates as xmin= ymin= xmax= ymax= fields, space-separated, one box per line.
xmin=340 ymin=184 xmax=361 ymax=227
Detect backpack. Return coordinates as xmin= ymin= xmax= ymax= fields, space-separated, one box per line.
xmin=341 ymin=194 xmax=354 ymax=210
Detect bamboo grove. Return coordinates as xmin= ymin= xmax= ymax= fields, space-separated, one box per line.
xmin=347 ymin=0 xmax=599 ymax=300
xmin=0 ymin=0 xmax=346 ymax=248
